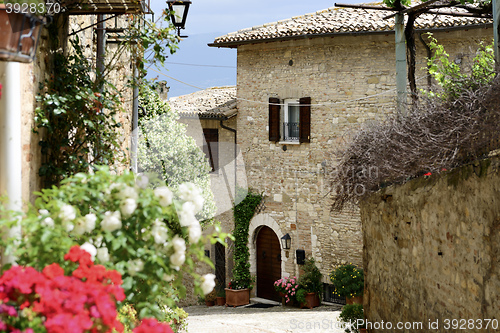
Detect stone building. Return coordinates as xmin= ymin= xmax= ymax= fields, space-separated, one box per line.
xmin=209 ymin=5 xmax=492 ymax=301
xmin=0 ymin=2 xmax=146 ymax=206
xmin=169 ymin=86 xmax=241 ymax=296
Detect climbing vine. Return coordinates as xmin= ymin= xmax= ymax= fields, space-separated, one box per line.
xmin=231 ymin=188 xmax=263 ymax=290
xmin=34 ymin=38 xmax=125 ymax=187
xmin=33 ymin=3 xmax=182 ymax=187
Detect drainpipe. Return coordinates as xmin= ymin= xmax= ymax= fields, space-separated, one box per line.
xmin=220 ymin=117 xmax=237 ymax=200
xmin=131 ymin=67 xmax=139 ymax=173
xmin=96 ymin=15 xmax=106 ymax=83
xmin=0 ymin=61 xmax=22 ymax=265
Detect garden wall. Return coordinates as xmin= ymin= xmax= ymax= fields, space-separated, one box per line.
xmin=361 ymin=155 xmax=500 ymax=332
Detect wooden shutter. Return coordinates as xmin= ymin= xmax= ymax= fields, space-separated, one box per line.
xmin=203 ymin=128 xmax=219 ymax=171
xmin=269 ymin=97 xmax=281 ymax=142
xmin=299 ymin=97 xmax=311 ymax=143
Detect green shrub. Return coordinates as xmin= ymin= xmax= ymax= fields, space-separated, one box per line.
xmin=330 ymin=264 xmax=364 ymax=298
xmin=298 ymin=258 xmax=323 ymax=299
xmin=339 ymin=304 xmax=365 ymax=333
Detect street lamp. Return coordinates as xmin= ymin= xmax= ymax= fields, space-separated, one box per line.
xmin=166 ymin=0 xmax=191 ymax=37
xmin=281 ymin=233 xmax=291 ymax=250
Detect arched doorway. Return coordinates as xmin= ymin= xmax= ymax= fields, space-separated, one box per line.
xmin=256 ymin=226 xmax=281 ymax=301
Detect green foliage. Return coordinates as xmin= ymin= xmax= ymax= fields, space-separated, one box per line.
xmin=34 ymin=38 xmax=125 ymax=187
xmin=298 ymin=258 xmax=323 ymax=299
xmin=118 ymin=304 xmax=139 ymax=333
xmin=339 ymin=304 xmax=365 ymax=333
xmin=295 ymin=288 xmax=307 ymax=305
xmin=425 ymin=34 xmax=496 ymax=100
xmin=161 ymin=306 xmax=188 ymax=333
xmin=0 ymin=166 xmax=225 ymax=320
xmin=127 ymin=11 xmax=180 ymax=80
xmin=382 ymin=0 xmax=410 ymax=7
xmin=330 ymin=264 xmax=364 ymax=298
xmin=137 ymin=85 xmax=217 ymax=221
xmin=231 ymin=188 xmax=262 ymax=290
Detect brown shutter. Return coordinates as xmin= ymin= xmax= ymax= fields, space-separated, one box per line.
xmin=203 ymin=128 xmax=219 ymax=171
xmin=269 ymin=97 xmax=280 ymax=142
xmin=299 ymin=97 xmax=311 ymax=143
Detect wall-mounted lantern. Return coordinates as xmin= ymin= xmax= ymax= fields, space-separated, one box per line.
xmin=281 ymin=233 xmax=291 ymax=250
xmin=166 ymin=0 xmax=191 ymax=37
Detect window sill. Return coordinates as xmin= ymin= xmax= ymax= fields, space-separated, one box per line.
xmin=278 ymin=141 xmax=300 ymax=145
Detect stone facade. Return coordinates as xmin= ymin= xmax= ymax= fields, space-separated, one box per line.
xmin=361 ymin=155 xmax=500 ymax=333
xmin=170 ymin=87 xmax=241 ymax=304
xmin=17 ymin=14 xmax=135 ymax=206
xmin=232 ymin=26 xmax=492 ymax=290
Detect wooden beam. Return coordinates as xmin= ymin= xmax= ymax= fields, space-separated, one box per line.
xmin=334 ymin=3 xmax=398 ymax=11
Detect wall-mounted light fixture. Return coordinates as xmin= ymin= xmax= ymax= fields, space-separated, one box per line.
xmin=281 ymin=233 xmax=291 ymax=250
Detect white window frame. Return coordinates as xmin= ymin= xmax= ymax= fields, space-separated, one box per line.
xmin=283 ymin=99 xmax=300 ymax=142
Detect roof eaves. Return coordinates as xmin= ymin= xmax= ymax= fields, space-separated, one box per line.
xmin=208 ymin=22 xmax=492 ymax=48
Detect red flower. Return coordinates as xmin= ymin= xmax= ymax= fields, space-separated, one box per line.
xmin=424 ymin=172 xmax=432 ymax=177
xmin=133 ymin=318 xmax=173 ymax=333
xmin=0 ymin=246 xmax=126 ymax=333
xmin=42 ymin=263 xmax=64 ymax=279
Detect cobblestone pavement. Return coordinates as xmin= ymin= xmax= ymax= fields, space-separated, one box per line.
xmin=184 ymin=300 xmax=344 ymax=333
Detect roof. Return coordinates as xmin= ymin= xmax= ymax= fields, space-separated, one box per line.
xmin=210 ymin=2 xmax=492 ymax=48
xmin=168 ymin=86 xmax=237 ymax=119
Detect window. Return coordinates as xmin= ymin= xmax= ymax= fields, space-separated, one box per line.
xmin=268 ymin=97 xmax=311 ymax=143
xmin=203 ymin=128 xmax=218 ymax=172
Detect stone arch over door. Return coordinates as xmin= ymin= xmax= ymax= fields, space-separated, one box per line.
xmin=249 ymin=213 xmax=288 ymax=300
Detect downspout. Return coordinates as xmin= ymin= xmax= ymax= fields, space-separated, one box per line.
xmin=131 ymin=67 xmax=138 ymax=173
xmin=0 ymin=62 xmax=22 ymax=265
xmin=96 ymin=15 xmax=106 ymax=86
xmin=220 ymin=117 xmax=237 ymax=201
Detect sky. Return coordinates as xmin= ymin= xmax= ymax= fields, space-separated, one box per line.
xmin=147 ymin=0 xmax=361 ymax=98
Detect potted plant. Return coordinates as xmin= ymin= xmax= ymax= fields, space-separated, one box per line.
xmin=216 ymin=288 xmax=226 ymax=306
xmin=225 ymin=278 xmax=253 ymax=307
xmin=274 ymin=276 xmax=299 ymax=305
xmin=330 ymin=264 xmax=364 ymax=305
xmin=204 ymin=289 xmax=216 ymax=307
xmin=339 ymin=303 xmax=366 ymax=333
xmin=0 ymin=0 xmax=45 ymax=63
xmin=297 ymin=258 xmax=322 ymax=309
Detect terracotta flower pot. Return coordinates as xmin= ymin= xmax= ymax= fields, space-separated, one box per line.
xmin=216 ymin=296 xmax=226 ymax=306
xmin=346 ymin=295 xmax=363 ymax=305
xmin=205 ymin=300 xmax=215 ymax=307
xmin=225 ymin=288 xmax=250 ymax=307
xmin=300 ymin=292 xmax=320 ymax=309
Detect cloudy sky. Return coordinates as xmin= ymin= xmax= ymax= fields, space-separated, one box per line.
xmin=147 ymin=0 xmax=360 ymax=97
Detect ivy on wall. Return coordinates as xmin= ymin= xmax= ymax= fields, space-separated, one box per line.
xmin=231 ymin=188 xmax=263 ymax=290
xmin=34 ymin=38 xmax=125 ymax=187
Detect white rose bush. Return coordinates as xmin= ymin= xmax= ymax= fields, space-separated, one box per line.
xmin=2 ymin=166 xmax=230 ymax=321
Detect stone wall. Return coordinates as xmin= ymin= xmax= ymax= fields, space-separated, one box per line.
xmin=19 ymin=14 xmax=134 ymax=205
xmin=236 ymin=27 xmax=492 ymax=284
xmin=361 ymin=156 xmax=500 ymax=332
xmin=177 ymin=115 xmax=239 ymax=304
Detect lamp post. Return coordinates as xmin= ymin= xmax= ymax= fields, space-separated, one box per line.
xmin=281 ymin=233 xmax=291 ymax=250
xmin=166 ymin=0 xmax=191 ymax=38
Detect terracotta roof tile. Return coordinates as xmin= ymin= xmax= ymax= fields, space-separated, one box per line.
xmin=168 ymin=86 xmax=237 ymax=119
xmin=211 ymin=2 xmax=491 ymax=47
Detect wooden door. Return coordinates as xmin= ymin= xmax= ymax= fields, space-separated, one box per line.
xmin=256 ymin=226 xmax=281 ymax=301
